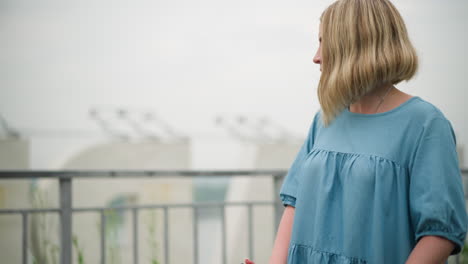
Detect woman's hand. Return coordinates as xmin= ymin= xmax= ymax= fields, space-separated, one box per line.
xmin=244 ymin=259 xmax=255 ymax=264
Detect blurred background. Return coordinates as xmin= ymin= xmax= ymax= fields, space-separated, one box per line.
xmin=0 ymin=0 xmax=467 ymax=263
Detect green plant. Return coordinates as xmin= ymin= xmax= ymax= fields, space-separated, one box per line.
xmin=147 ymin=210 xmax=160 ymax=264
xmin=30 ymin=182 xmax=58 ymax=264
xmin=99 ymin=194 xmax=137 ymax=264
xmin=105 ymin=208 xmax=122 ymax=264
xmin=94 ymin=209 xmax=125 ymax=264
xmin=460 ymin=244 xmax=468 ymax=264
xmin=72 ymin=235 xmax=85 ymax=264
xmin=30 ymin=182 xmax=86 ymax=264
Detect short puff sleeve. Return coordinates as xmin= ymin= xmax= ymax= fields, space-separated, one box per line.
xmin=409 ymin=117 xmax=468 ymax=254
xmin=279 ymin=112 xmax=318 ymax=207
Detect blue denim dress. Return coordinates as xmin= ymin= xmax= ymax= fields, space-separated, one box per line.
xmin=280 ymin=97 xmax=467 ymax=263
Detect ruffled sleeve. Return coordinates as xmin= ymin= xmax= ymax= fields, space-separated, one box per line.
xmin=279 ymin=112 xmax=319 ymax=207
xmin=409 ymin=117 xmax=468 ymax=254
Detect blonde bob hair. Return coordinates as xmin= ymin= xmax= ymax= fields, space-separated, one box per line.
xmin=318 ymin=0 xmax=418 ymax=125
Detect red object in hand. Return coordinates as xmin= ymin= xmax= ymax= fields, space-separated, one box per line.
xmin=244 ymin=259 xmax=255 ymax=264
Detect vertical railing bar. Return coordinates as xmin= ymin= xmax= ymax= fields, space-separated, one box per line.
xmin=101 ymin=209 xmax=106 ymax=264
xmin=59 ymin=177 xmax=73 ymax=264
xmin=22 ymin=212 xmax=28 ymax=264
xmin=193 ymin=207 xmax=199 ymax=264
xmin=220 ymin=205 xmax=227 ymax=264
xmin=132 ymin=208 xmax=139 ymax=264
xmin=164 ymin=207 xmax=170 ymax=264
xmin=247 ymin=203 xmax=254 ymax=260
xmin=273 ymin=174 xmax=283 ymax=235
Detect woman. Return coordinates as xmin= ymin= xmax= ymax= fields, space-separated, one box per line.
xmin=245 ymin=0 xmax=467 ymax=263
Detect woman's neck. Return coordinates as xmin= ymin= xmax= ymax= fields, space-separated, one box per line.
xmin=349 ymin=85 xmax=413 ymax=114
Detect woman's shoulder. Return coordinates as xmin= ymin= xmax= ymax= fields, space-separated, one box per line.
xmin=405 ymin=96 xmax=451 ymax=126
xmin=403 ymin=97 xmax=456 ymax=152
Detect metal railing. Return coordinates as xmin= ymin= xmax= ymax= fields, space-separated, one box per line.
xmin=1 ymin=169 xmax=467 ymax=264
xmin=0 ymin=170 xmax=287 ymax=264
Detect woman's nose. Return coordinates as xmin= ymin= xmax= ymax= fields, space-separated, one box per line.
xmin=313 ymin=53 xmax=321 ymax=64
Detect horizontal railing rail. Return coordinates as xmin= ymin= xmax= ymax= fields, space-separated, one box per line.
xmin=0 ymin=169 xmax=288 ymax=178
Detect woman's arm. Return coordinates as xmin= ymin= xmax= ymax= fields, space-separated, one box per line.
xmin=405 ymin=236 xmax=455 ymax=264
xmin=269 ymin=205 xmax=295 ymax=264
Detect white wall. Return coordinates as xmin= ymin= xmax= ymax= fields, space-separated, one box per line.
xmin=0 ymin=139 xmax=30 ymax=263
xmin=62 ymin=141 xmax=192 ymax=264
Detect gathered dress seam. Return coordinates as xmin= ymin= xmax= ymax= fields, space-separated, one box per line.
xmin=308 ymin=147 xmax=406 ymax=170
xmin=291 ymin=242 xmax=367 ymax=263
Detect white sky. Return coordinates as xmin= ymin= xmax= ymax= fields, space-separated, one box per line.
xmin=1 ymin=0 xmax=467 ymax=168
